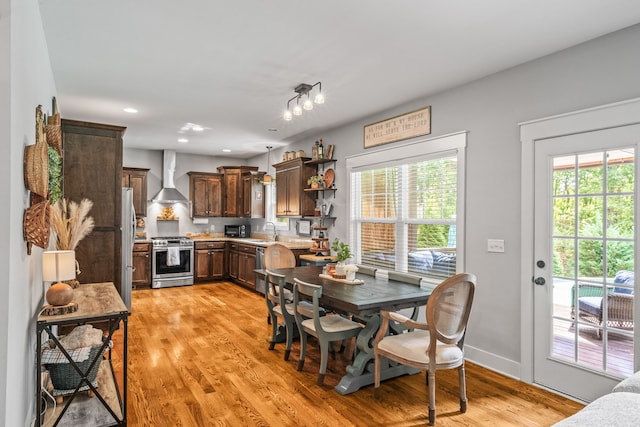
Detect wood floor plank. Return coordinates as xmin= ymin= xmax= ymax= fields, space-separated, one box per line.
xmin=111 ymin=281 xmax=584 ymax=426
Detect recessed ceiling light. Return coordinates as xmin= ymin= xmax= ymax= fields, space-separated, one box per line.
xmin=178 ymin=138 xmax=188 ymax=143
xmin=123 ymin=107 xmax=138 ymax=113
xmin=223 ymin=149 xmax=231 ymax=153
xmin=179 ymin=122 xmax=207 ymax=132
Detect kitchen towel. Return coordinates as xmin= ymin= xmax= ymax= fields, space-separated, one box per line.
xmin=167 ymin=246 xmax=180 ymax=267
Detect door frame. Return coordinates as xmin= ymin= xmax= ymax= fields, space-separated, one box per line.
xmin=520 ymin=97 xmax=640 ymax=388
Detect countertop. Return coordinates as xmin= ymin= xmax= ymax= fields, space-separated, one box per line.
xmin=134 ymin=235 xmax=314 ymax=250
xmin=187 ymin=235 xmax=314 ymax=250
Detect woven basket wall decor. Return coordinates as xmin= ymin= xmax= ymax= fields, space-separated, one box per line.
xmin=23 ymin=106 xmax=49 ymax=198
xmin=23 ymin=196 xmax=50 ymax=250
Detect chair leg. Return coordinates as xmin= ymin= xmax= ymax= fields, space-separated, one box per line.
xmin=373 ymin=353 xmax=381 ymax=398
xmin=297 ymin=331 xmax=307 ymax=371
xmin=428 ymin=370 xmax=436 ymax=425
xmin=318 ymin=340 xmax=330 ymax=385
xmin=458 ymin=364 xmax=468 ymax=413
xmin=268 ymin=314 xmax=278 ymax=350
xmin=284 ymin=317 xmax=294 ymax=361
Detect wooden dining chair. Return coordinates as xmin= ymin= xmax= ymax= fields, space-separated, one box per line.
xmin=265 ymin=270 xmax=321 ymax=360
xmin=386 ymin=271 xmax=424 ymax=333
xmin=293 ymin=278 xmax=363 ymax=385
xmin=373 ymin=272 xmax=476 ymax=425
xmin=388 ymin=271 xmax=423 ymax=285
xmin=265 ymin=270 xmax=297 ymax=360
xmin=264 ymin=244 xmax=297 ymax=324
xmin=356 ymin=264 xmax=377 ymax=277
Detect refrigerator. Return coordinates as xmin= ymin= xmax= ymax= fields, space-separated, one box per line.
xmin=121 ymin=188 xmax=136 ymax=310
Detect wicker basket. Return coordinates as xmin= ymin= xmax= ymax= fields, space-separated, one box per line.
xmin=45 ymin=340 xmax=104 ymax=392
xmin=45 ymin=123 xmax=62 ymax=155
xmin=23 ymin=139 xmax=49 ymax=198
xmin=23 ymin=199 xmax=50 ymax=249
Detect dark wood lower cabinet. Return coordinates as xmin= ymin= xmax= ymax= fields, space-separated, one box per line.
xmin=194 ymin=241 xmax=226 ymax=281
xmin=132 ymin=242 xmax=151 ymax=288
xmin=227 ymin=242 xmax=256 ymax=290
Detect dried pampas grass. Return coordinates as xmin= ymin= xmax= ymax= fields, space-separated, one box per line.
xmin=50 ymin=198 xmax=95 ymax=250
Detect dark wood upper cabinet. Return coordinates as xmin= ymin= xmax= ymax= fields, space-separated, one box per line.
xmin=274 ymin=158 xmax=316 ymax=217
xmin=62 ymin=119 xmax=125 ymax=294
xmin=217 ymin=166 xmax=259 ymax=217
xmin=188 ymin=172 xmax=223 ymax=217
xmin=122 ymin=167 xmax=148 ymax=217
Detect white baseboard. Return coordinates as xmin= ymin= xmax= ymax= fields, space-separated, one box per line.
xmin=464 ymin=344 xmax=522 ymax=381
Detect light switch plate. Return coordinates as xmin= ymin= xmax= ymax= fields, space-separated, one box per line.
xmin=487 ymin=239 xmax=505 ymax=253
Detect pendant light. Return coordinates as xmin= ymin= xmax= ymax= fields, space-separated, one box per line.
xmin=263 ymin=146 xmax=273 ymax=184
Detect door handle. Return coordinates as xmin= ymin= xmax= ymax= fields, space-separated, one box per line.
xmin=534 ymin=277 xmax=546 ymax=286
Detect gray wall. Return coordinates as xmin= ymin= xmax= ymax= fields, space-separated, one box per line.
xmin=2 ymin=0 xmax=58 ymax=425
xmin=253 ymin=24 xmax=640 ymax=375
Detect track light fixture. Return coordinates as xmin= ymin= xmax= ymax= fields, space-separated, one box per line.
xmin=283 ymin=82 xmax=324 ymax=121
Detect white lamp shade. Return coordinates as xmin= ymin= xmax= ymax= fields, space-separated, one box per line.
xmin=42 ymin=250 xmax=76 ymax=282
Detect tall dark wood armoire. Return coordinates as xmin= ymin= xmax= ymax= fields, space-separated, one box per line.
xmin=62 ymin=119 xmax=125 ymax=294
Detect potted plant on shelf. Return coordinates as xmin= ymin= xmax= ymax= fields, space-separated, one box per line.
xmin=331 ymin=238 xmax=352 ymax=277
xmin=307 ymin=175 xmax=324 ymax=189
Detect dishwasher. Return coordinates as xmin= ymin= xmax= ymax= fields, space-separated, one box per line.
xmin=255 ymin=246 xmax=266 ymax=295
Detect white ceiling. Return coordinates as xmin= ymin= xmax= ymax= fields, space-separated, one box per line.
xmin=39 ymin=0 xmax=640 ymax=159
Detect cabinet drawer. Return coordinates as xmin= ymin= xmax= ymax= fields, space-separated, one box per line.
xmin=133 ymin=242 xmax=150 ymax=252
xmin=194 ymin=241 xmax=226 ymax=250
xmin=238 ymin=244 xmax=256 ymax=254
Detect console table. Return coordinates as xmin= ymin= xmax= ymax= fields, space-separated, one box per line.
xmin=36 ymin=282 xmax=130 ymax=426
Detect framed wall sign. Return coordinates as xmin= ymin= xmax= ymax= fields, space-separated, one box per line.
xmin=364 ymin=105 xmax=431 ymax=148
xmin=297 ymin=219 xmax=311 ymax=236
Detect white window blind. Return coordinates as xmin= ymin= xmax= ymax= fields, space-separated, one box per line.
xmin=347 ymin=132 xmax=466 ymax=281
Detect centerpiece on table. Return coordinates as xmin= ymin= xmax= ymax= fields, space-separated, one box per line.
xmin=331 ymin=238 xmax=352 ymax=279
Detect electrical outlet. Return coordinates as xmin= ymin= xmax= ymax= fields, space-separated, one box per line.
xmin=487 ymin=239 xmax=505 ymax=253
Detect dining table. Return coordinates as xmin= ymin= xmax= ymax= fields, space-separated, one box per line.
xmin=255 ymin=265 xmax=434 ymax=394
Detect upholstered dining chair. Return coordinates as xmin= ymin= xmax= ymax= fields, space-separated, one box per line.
xmin=264 ymin=243 xmax=297 ymax=269
xmin=373 ymin=272 xmax=476 ymax=425
xmin=293 ymin=278 xmax=363 ymax=385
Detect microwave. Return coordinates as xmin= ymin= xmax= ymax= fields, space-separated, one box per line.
xmin=225 ymin=224 xmax=250 ymax=238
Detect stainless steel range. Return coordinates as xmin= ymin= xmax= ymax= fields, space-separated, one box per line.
xmin=151 ymin=236 xmax=194 ymax=288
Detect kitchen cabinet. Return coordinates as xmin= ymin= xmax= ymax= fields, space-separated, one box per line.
xmin=132 ymin=242 xmax=151 ymax=288
xmin=188 ymin=172 xmax=223 ymax=217
xmin=194 ymin=241 xmax=226 ymax=281
xmin=242 ymin=171 xmax=266 ymax=218
xmin=122 ymin=167 xmax=149 ymax=217
xmin=228 ymin=242 xmax=256 ymax=290
xmin=62 ymin=119 xmax=125 ymax=294
xmin=217 ymin=166 xmax=259 ymax=217
xmin=274 ymin=158 xmax=317 ymax=217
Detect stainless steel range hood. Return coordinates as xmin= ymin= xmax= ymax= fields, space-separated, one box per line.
xmin=151 ymin=150 xmax=189 ymax=204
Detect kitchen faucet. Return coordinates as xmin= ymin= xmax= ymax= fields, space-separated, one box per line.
xmin=265 ymin=222 xmax=278 ymax=241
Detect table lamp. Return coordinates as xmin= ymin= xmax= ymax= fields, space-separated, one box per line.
xmin=42 ymin=250 xmax=76 ymax=306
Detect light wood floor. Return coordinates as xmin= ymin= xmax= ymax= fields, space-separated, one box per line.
xmin=111 ymin=281 xmax=584 ymax=426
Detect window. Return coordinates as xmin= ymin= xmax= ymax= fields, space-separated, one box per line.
xmin=265 ymin=184 xmax=289 ymax=230
xmin=347 ymin=132 xmax=466 ymax=282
